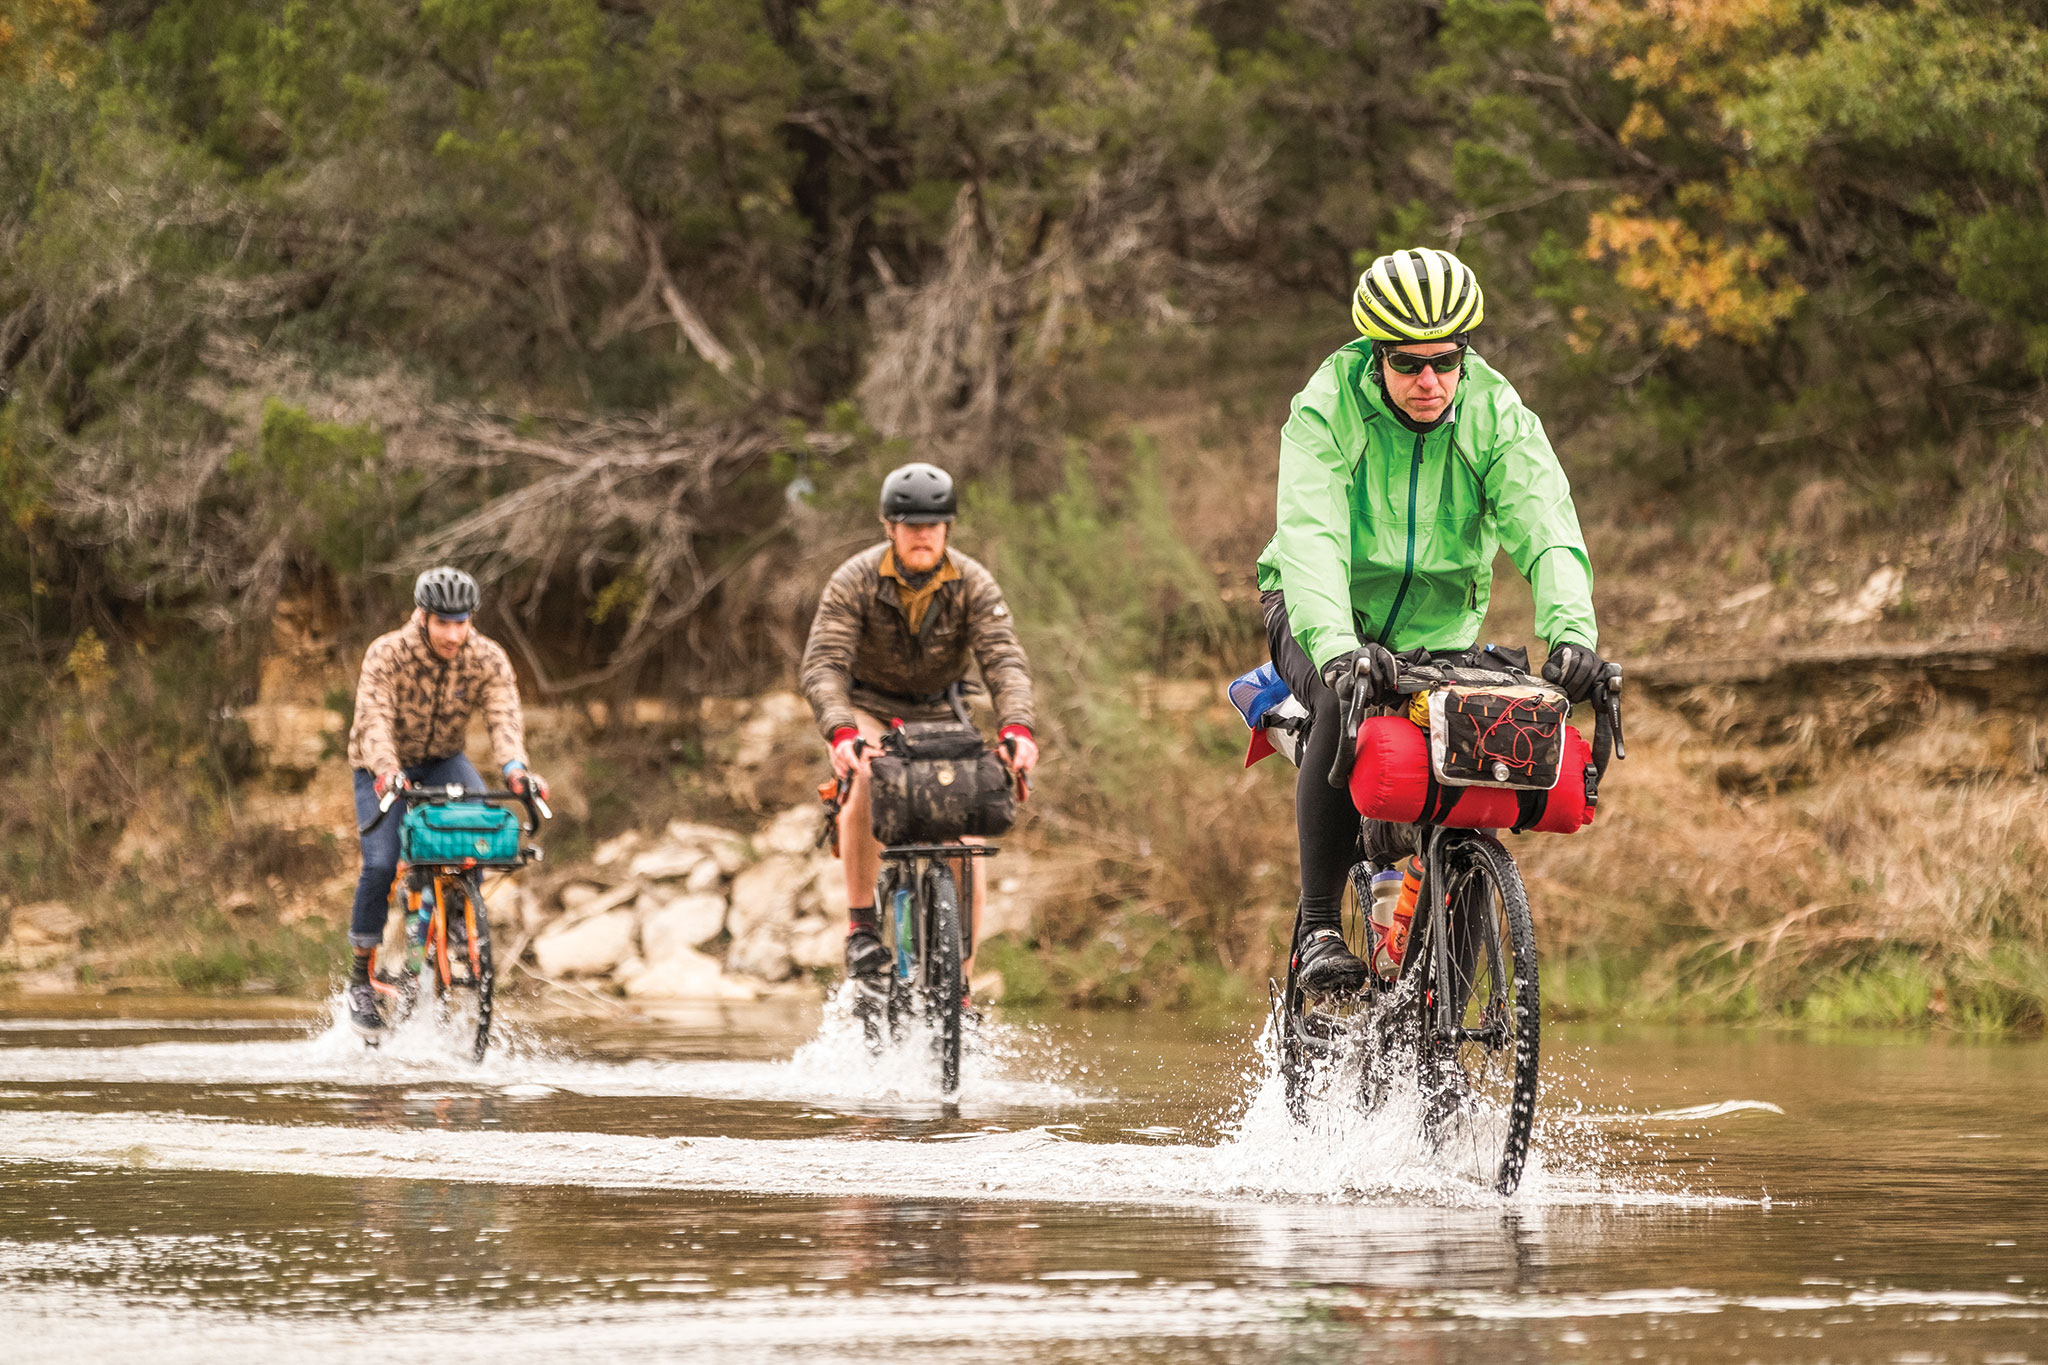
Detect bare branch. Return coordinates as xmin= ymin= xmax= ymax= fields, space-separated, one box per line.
xmin=641 ymin=224 xmax=746 ymax=385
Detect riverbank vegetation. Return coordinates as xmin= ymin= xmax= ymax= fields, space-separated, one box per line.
xmin=5 ymin=0 xmax=2046 ymax=1030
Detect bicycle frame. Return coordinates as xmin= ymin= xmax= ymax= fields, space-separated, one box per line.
xmin=360 ymin=785 xmax=547 ymax=1060
xmin=1252 ymin=648 xmax=1610 ymax=1193
xmin=1406 ymin=824 xmax=1509 ymax=1049
xmin=875 ymin=843 xmax=998 ymax=984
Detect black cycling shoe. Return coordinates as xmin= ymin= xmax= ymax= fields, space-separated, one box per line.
xmin=844 ymin=928 xmax=890 ymax=980
xmin=345 ymin=981 xmax=384 ymax=1040
xmin=1295 ymin=927 xmax=1370 ymax=995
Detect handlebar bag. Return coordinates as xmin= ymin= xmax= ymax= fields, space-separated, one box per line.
xmin=401 ymin=802 xmax=522 ymax=865
xmin=870 ymin=723 xmax=1015 ymax=845
xmin=1351 ymin=715 xmax=1595 ymax=835
xmin=1426 ymin=683 xmax=1571 ymax=791
xmin=887 ymin=720 xmax=988 ymax=761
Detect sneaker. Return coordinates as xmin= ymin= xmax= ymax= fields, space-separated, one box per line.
xmin=345 ymin=980 xmax=384 ymax=1039
xmin=1295 ymin=927 xmax=1370 ymax=995
xmin=844 ymin=928 xmax=890 ymax=980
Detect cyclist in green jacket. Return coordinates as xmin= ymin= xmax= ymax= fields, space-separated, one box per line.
xmin=1256 ymin=248 xmax=1614 ymax=992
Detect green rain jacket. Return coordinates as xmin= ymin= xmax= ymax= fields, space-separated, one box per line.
xmin=1255 ymin=341 xmax=1597 ymax=671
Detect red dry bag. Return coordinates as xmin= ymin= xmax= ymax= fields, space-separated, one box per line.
xmin=1347 ymin=715 xmax=1596 ymax=834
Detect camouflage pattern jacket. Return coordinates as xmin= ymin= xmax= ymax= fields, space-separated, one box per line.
xmin=345 ymin=620 xmax=529 ymax=776
xmin=800 ymin=544 xmax=1035 ymax=741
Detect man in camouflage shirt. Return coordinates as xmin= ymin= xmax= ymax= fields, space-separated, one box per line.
xmin=341 ymin=566 xmax=549 ymax=1036
xmin=800 ymin=462 xmax=1038 ymax=982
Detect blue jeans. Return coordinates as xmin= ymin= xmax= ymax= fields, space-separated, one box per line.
xmin=348 ymin=754 xmax=485 ymax=947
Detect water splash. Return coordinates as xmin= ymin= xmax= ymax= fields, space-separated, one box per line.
xmin=771 ymin=982 xmax=1082 ymax=1109
xmin=0 ymin=985 xmax=1082 ymax=1113
xmin=1619 ymin=1099 xmax=1786 ymax=1122
xmin=0 ymin=1105 xmax=1736 ymax=1211
xmin=1199 ymin=1011 xmax=1700 ymax=1206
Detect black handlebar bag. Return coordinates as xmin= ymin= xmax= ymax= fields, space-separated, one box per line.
xmin=868 ymin=721 xmax=1016 ymax=846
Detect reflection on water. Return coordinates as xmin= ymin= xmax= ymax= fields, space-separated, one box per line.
xmin=2 ymin=991 xmax=2045 ymax=1362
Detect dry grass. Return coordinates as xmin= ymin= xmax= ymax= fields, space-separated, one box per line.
xmin=1519 ymin=694 xmax=2048 ymax=1026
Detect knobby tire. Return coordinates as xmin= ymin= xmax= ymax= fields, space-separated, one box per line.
xmin=924 ymin=862 xmax=965 ymax=1096
xmin=1406 ymin=834 xmax=1539 ymax=1194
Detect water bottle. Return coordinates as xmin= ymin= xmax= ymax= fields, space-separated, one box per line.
xmin=891 ymin=885 xmax=915 ymax=982
xmin=1368 ymin=868 xmax=1403 ymax=979
xmin=1370 ymin=857 xmax=1422 ymax=979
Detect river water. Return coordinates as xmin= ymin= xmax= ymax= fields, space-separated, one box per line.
xmin=1 ymin=991 xmax=2042 ymax=1362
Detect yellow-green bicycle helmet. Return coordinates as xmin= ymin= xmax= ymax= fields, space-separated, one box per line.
xmin=1351 ymin=247 xmax=1485 ymax=343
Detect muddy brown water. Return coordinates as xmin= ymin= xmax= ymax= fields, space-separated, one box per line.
xmin=1 ymin=992 xmax=2043 ymax=1362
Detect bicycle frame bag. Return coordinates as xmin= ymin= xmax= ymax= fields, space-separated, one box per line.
xmin=1349 ymin=715 xmax=1595 ymax=835
xmin=869 ymin=722 xmax=1016 ymax=846
xmin=1426 ymin=682 xmax=1572 ymax=790
xmin=401 ymin=801 xmax=523 ymax=866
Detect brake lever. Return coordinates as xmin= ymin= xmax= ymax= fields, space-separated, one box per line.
xmin=1000 ymin=738 xmax=1031 ymax=804
xmin=1602 ymin=667 xmax=1626 ymax=762
xmin=1325 ymin=672 xmax=1365 ymax=790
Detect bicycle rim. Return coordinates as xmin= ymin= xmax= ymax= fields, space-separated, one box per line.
xmin=923 ymin=862 xmax=964 ymax=1096
xmin=1410 ymin=835 xmax=1540 ymax=1194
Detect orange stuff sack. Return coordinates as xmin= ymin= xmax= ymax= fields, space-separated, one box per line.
xmin=1348 ymin=714 xmax=1596 ymax=834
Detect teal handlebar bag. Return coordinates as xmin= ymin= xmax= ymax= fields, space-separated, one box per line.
xmin=401 ymin=802 xmax=522 ymax=866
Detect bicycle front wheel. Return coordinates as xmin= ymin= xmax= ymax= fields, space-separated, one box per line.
xmin=437 ymin=873 xmax=496 ymax=1062
xmin=1407 ymin=834 xmax=1539 ymax=1194
xmin=922 ymin=861 xmax=965 ymax=1096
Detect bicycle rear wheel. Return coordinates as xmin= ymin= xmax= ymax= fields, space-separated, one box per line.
xmin=922 ymin=862 xmax=965 ymax=1095
xmin=1405 ymin=834 xmax=1539 ymax=1193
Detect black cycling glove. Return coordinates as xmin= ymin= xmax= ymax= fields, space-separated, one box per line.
xmin=1541 ymin=642 xmax=1612 ymax=705
xmin=1321 ymin=644 xmax=1400 ymax=707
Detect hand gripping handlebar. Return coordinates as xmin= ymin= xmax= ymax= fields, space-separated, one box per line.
xmin=1324 ymin=656 xmax=1627 ymax=795
xmin=1326 ymin=661 xmax=1373 ymax=790
xmin=356 ymin=784 xmax=551 ymax=838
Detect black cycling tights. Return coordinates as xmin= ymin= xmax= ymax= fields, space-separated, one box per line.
xmin=1260 ymin=591 xmax=1365 ymax=910
xmin=1262 ymin=590 xmax=1466 ymax=918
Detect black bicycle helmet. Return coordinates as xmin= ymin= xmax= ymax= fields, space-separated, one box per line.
xmin=414 ymin=566 xmax=480 ymax=618
xmin=879 ymin=462 xmax=957 ymax=524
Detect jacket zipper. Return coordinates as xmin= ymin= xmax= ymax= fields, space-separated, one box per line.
xmin=1371 ymin=430 xmax=1427 ymax=645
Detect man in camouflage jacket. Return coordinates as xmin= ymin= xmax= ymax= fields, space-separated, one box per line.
xmin=341 ymin=566 xmax=548 ymax=1036
xmin=800 ymin=462 xmax=1038 ymax=983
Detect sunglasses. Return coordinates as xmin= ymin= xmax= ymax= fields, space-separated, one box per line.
xmin=1383 ymin=347 xmax=1466 ymax=376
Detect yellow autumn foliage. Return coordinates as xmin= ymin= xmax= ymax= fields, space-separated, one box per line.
xmin=0 ymin=0 xmax=95 ymax=87
xmin=1549 ymin=0 xmax=1807 ymax=100
xmin=1548 ymin=0 xmax=1812 ymax=346
xmin=1584 ymin=197 xmax=1804 ymax=348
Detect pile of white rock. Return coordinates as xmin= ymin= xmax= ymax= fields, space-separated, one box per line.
xmin=525 ymin=805 xmax=844 ymax=1001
